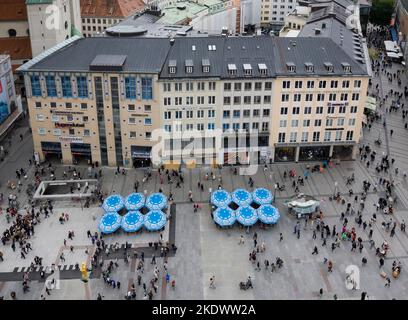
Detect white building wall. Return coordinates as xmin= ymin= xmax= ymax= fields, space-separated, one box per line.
xmin=0 ymin=55 xmax=17 ymax=118
xmin=81 ymin=16 xmax=123 ymax=37
xmin=192 ymin=7 xmax=238 ymax=34
xmin=261 ymin=0 xmax=297 ymax=26
xmin=240 ymin=0 xmax=261 ymax=31
xmin=69 ymin=0 xmax=82 ymax=32
xmin=0 ymin=21 xmax=30 ymax=38
xmin=27 ymin=0 xmax=80 ymax=57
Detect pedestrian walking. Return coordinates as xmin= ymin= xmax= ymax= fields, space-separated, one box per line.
xmin=312 ymin=246 xmax=319 ymax=255
xmin=379 ymin=258 xmax=385 ymax=268
xmin=209 ymin=276 xmax=216 ymax=289
xmin=238 ymin=235 xmax=244 ymax=245
xmin=328 ymin=260 xmax=333 ymax=272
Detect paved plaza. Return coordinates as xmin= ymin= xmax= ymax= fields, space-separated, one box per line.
xmin=1 ymin=58 xmax=408 ymax=301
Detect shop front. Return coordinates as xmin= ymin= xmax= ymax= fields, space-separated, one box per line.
xmin=131 ymin=146 xmax=152 ymax=168
xmin=274 ymin=146 xmax=296 ymax=162
xmin=71 ymin=143 xmax=92 ymax=164
xmin=332 ymin=145 xmax=354 ymax=160
xmin=41 ymin=141 xmax=62 ymax=162
xmin=299 ymin=145 xmax=330 ymax=161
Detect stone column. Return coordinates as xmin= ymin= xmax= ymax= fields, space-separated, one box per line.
xmin=295 ymin=146 xmax=300 ymax=162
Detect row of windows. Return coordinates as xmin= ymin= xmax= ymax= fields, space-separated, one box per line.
xmin=280 ymin=105 xmax=358 ymax=115
xmin=262 ymin=4 xmax=293 ymax=9
xmin=281 ymin=93 xmax=360 ymax=102
xmin=129 ymin=118 xmax=152 ymax=125
xmin=224 ymin=82 xmax=272 ymax=92
xmin=36 ymin=114 xmax=90 ymax=123
xmin=38 ymin=128 xmax=152 ymax=140
xmin=164 ymin=123 xmax=216 ymax=132
xmin=125 ymin=77 xmax=153 ymax=100
xmin=223 ymin=122 xmax=269 ymax=132
xmin=223 ymin=109 xmax=270 ymax=118
xmin=278 ymin=131 xmax=354 ymax=143
xmin=38 ymin=128 xmax=90 ymax=137
xmin=164 ymin=110 xmax=215 ymax=119
xmin=82 ymin=18 xmax=120 ymax=25
xmin=262 ymin=0 xmax=295 ymax=3
xmin=282 ymin=79 xmax=361 ymax=89
xmin=223 ymin=95 xmax=271 ymax=105
xmin=31 ymin=75 xmax=153 ymax=100
xmin=82 ymin=25 xmax=106 ymax=33
xmin=163 ymin=96 xmax=216 ymax=106
xmin=279 ymin=118 xmax=356 ymax=128
xmin=34 ymin=102 xmax=152 ymax=113
xmin=163 ymin=81 xmax=216 ymax=92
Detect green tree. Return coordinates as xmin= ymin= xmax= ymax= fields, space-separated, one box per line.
xmin=369 ymin=0 xmax=395 ymax=26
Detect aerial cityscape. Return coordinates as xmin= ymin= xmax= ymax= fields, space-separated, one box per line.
xmin=0 ymin=0 xmax=407 ymax=303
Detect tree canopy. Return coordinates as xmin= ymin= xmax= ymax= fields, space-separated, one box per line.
xmin=369 ymin=0 xmax=395 ymax=26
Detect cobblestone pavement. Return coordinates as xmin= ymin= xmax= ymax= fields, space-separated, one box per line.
xmin=1 ymin=64 xmax=408 ymax=300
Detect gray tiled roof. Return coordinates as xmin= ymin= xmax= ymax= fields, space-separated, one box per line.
xmin=23 ymin=35 xmax=368 ymax=77
xmin=299 ymin=17 xmax=367 ymax=66
xmin=220 ymin=37 xmax=277 ymax=79
xmin=28 ymin=37 xmax=171 ymax=73
xmin=159 ymin=37 xmax=225 ymax=79
xmin=273 ymin=37 xmax=367 ymax=76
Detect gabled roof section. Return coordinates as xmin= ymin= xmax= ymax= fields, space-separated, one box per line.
xmin=273 ymin=37 xmax=367 ymax=76
xmin=221 ymin=36 xmax=276 ymax=79
xmin=160 ymin=37 xmax=225 ymax=79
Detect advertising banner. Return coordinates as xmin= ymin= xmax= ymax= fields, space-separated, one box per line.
xmin=0 ymin=76 xmax=10 ymax=124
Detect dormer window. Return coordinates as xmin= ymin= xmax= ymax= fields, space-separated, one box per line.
xmin=305 ymin=62 xmax=314 ymax=73
xmin=185 ymin=59 xmax=193 ymax=74
xmin=324 ymin=62 xmax=334 ymax=73
xmin=243 ymin=64 xmax=252 ymax=76
xmin=258 ymin=63 xmax=267 ymax=76
xmin=228 ymin=64 xmax=237 ymax=76
xmin=341 ymin=62 xmax=351 ymax=73
xmin=286 ymin=62 xmax=296 ymax=73
xmin=169 ymin=59 xmax=177 ymax=74
xmin=202 ymin=59 xmax=210 ymax=73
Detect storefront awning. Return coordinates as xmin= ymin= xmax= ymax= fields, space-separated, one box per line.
xmin=384 ymin=40 xmax=399 ymax=53
xmin=387 ymin=51 xmax=403 ymax=58
xmin=365 ymin=96 xmax=377 ymax=111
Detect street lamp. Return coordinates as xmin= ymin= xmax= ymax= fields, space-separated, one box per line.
xmin=273 ymin=183 xmax=278 ymax=204
xmin=333 ymin=181 xmax=338 ymax=198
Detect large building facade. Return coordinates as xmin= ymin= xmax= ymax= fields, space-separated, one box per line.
xmin=19 ymin=35 xmax=369 ymax=168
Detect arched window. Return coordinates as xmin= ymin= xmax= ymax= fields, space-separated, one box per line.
xmin=65 ymin=21 xmax=68 ymax=29
xmin=8 ymin=29 xmax=17 ymax=37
